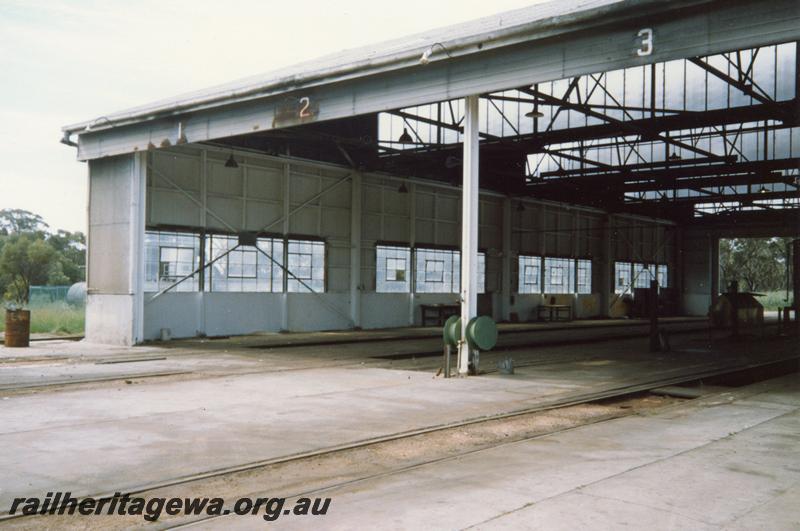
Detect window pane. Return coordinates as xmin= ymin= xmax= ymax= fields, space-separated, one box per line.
xmin=615 ymin=262 xmax=632 ymax=294
xmin=577 ymin=259 xmax=592 ymax=294
xmin=288 ymin=239 xmax=324 ymax=292
xmin=544 ymin=257 xmax=575 ymax=294
xmin=425 ymin=260 xmax=445 ymax=281
xmin=144 ymin=230 xmax=200 ymax=292
xmin=207 ymin=234 xmax=284 ymax=292
xmin=657 ymin=264 xmax=669 ymax=288
xmin=477 ymin=252 xmax=486 ymax=294
xmin=633 ymin=263 xmax=656 ymax=288
xmin=376 ymin=245 xmax=411 ymax=293
xmin=518 ymin=255 xmax=541 ymax=294
xmin=415 ymin=248 xmax=456 ymax=293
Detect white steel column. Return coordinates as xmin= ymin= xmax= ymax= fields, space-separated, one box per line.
xmin=129 ymin=152 xmax=147 ymax=344
xmin=281 ymin=162 xmax=290 ymax=331
xmin=408 ymin=183 xmax=417 ymax=325
xmin=501 ymin=197 xmax=512 ymax=321
xmin=350 ymin=172 xmax=362 ymax=328
xmin=459 ymin=95 xmax=480 ymax=375
xmin=199 ymin=149 xmax=208 ymax=336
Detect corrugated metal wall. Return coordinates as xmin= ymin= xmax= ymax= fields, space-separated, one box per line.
xmin=140 ymin=145 xmax=675 ymax=337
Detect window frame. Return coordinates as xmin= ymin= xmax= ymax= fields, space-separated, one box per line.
xmin=376 ymin=244 xmax=411 ymax=293
xmin=287 ymin=238 xmax=326 ymax=293
xmin=576 ymin=258 xmax=592 ymax=294
xmin=225 ymin=248 xmax=259 ymax=279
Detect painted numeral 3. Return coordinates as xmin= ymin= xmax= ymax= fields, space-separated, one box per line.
xmin=637 ymin=28 xmax=653 ymax=57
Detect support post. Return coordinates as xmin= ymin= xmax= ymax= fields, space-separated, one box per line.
xmin=710 ymin=234 xmax=720 ymax=308
xmin=130 ymin=152 xmax=146 ymax=345
xmin=281 ymin=162 xmax=290 ymax=331
xmin=730 ymin=280 xmax=739 ymax=337
xmin=649 ymin=279 xmax=659 ymax=351
xmin=793 ymin=239 xmax=800 ymax=334
xmin=459 ymin=95 xmax=480 ymax=376
xmin=601 ymin=215 xmax=613 ymax=317
xmin=408 ymin=183 xmax=416 ymax=326
xmin=501 ymin=197 xmax=512 ymax=322
xmin=350 ymin=172 xmax=362 ymax=328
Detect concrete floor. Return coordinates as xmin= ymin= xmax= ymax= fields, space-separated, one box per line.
xmin=241 ymin=374 xmax=799 ymax=530
xmin=0 ymin=321 xmax=797 ymax=528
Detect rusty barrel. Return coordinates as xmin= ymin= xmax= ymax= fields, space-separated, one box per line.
xmin=4 ymin=309 xmax=30 ymax=347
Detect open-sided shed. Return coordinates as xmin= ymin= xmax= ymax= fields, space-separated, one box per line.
xmin=61 ymin=0 xmax=799 ymax=373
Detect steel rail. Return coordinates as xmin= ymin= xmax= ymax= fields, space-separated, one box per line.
xmin=1 ymin=350 xmax=796 ymax=525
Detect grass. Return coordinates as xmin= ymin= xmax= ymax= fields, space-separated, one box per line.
xmin=755 ymin=290 xmax=794 ymax=311
xmin=0 ymin=301 xmax=85 ymax=336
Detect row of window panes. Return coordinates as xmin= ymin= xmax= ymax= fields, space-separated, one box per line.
xmin=518 ymin=256 xmax=592 ymax=294
xmin=144 ymin=231 xmax=324 ymax=293
xmin=376 ymin=245 xmax=486 ymax=294
xmin=147 ymin=233 xmax=658 ymax=297
xmin=614 ymin=262 xmax=669 ymax=293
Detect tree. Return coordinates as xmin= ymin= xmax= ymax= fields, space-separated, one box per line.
xmin=719 ymin=237 xmax=787 ymax=293
xmin=0 ymin=234 xmax=56 ymax=306
xmin=46 ymin=230 xmax=86 ymax=284
xmin=0 ymin=209 xmax=49 ymax=235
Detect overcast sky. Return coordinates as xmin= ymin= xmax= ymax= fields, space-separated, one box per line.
xmin=0 ymin=0 xmax=546 ymax=233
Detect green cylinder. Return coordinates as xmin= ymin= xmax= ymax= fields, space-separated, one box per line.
xmin=442 ymin=315 xmax=461 ymax=347
xmin=466 ymin=316 xmax=498 ymax=351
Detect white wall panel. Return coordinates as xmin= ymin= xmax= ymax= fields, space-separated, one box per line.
xmin=142 ymin=145 xmax=680 ymax=338
xmin=206 ymin=195 xmax=243 ymax=231
xmin=245 ymin=200 xmax=283 ymax=231
xmin=246 ymin=167 xmax=283 ymax=200
xmin=208 ymin=162 xmax=242 ymax=195
xmin=149 ymin=189 xmax=201 ymax=227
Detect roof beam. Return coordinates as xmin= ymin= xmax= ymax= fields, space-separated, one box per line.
xmin=688 ymin=57 xmax=792 ymax=121
xmin=522 ymin=86 xmax=724 ymax=161
xmin=621 ymin=172 xmax=796 ymax=191
xmin=627 ymin=189 xmax=799 ymax=205
xmin=541 ymin=155 xmax=738 ymax=178
xmin=526 ymin=157 xmax=800 ymax=190
xmin=68 ymin=0 xmax=800 ymax=160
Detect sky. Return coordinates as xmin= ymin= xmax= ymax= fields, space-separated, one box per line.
xmin=0 ymin=0 xmax=546 ymax=233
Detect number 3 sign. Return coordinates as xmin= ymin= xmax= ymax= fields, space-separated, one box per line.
xmin=637 ymin=28 xmax=654 ymax=57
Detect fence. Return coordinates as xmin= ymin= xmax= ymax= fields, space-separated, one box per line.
xmin=29 ymin=285 xmax=71 ymax=304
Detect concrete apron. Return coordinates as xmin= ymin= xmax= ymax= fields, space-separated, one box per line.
xmin=216 ymin=374 xmax=800 ymax=530
xmin=0 ymin=342 xmax=795 ymax=515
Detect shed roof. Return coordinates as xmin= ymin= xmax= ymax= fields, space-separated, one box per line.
xmin=62 ymin=0 xmax=696 ymax=134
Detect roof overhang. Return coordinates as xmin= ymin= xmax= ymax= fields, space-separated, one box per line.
xmin=62 ymin=0 xmax=800 ymax=161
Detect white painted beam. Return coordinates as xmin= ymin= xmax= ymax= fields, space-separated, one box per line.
xmin=130 ymin=152 xmax=147 ymax=344
xmin=72 ymin=0 xmax=800 ymax=161
xmin=459 ymin=95 xmax=480 ymax=375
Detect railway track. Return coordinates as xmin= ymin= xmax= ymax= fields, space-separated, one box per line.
xmin=1 ymin=352 xmax=796 ymax=528
xmin=0 ymin=320 xmax=715 ymax=394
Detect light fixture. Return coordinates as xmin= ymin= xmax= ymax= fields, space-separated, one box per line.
xmin=176 ymin=122 xmax=188 ymax=144
xmin=525 ymin=109 xmax=544 ymax=118
xmin=225 ymin=152 xmax=239 ymax=168
xmin=419 ymin=42 xmax=452 ymax=65
xmin=759 ymin=185 xmax=768 ymax=194
xmin=398 ymin=128 xmax=413 ymax=144
xmin=668 ymin=152 xmax=682 ymax=161
xmin=398 ymin=183 xmax=409 ymax=194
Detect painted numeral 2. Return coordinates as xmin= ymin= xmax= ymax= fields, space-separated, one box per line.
xmin=299 ymin=97 xmax=312 ymax=118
